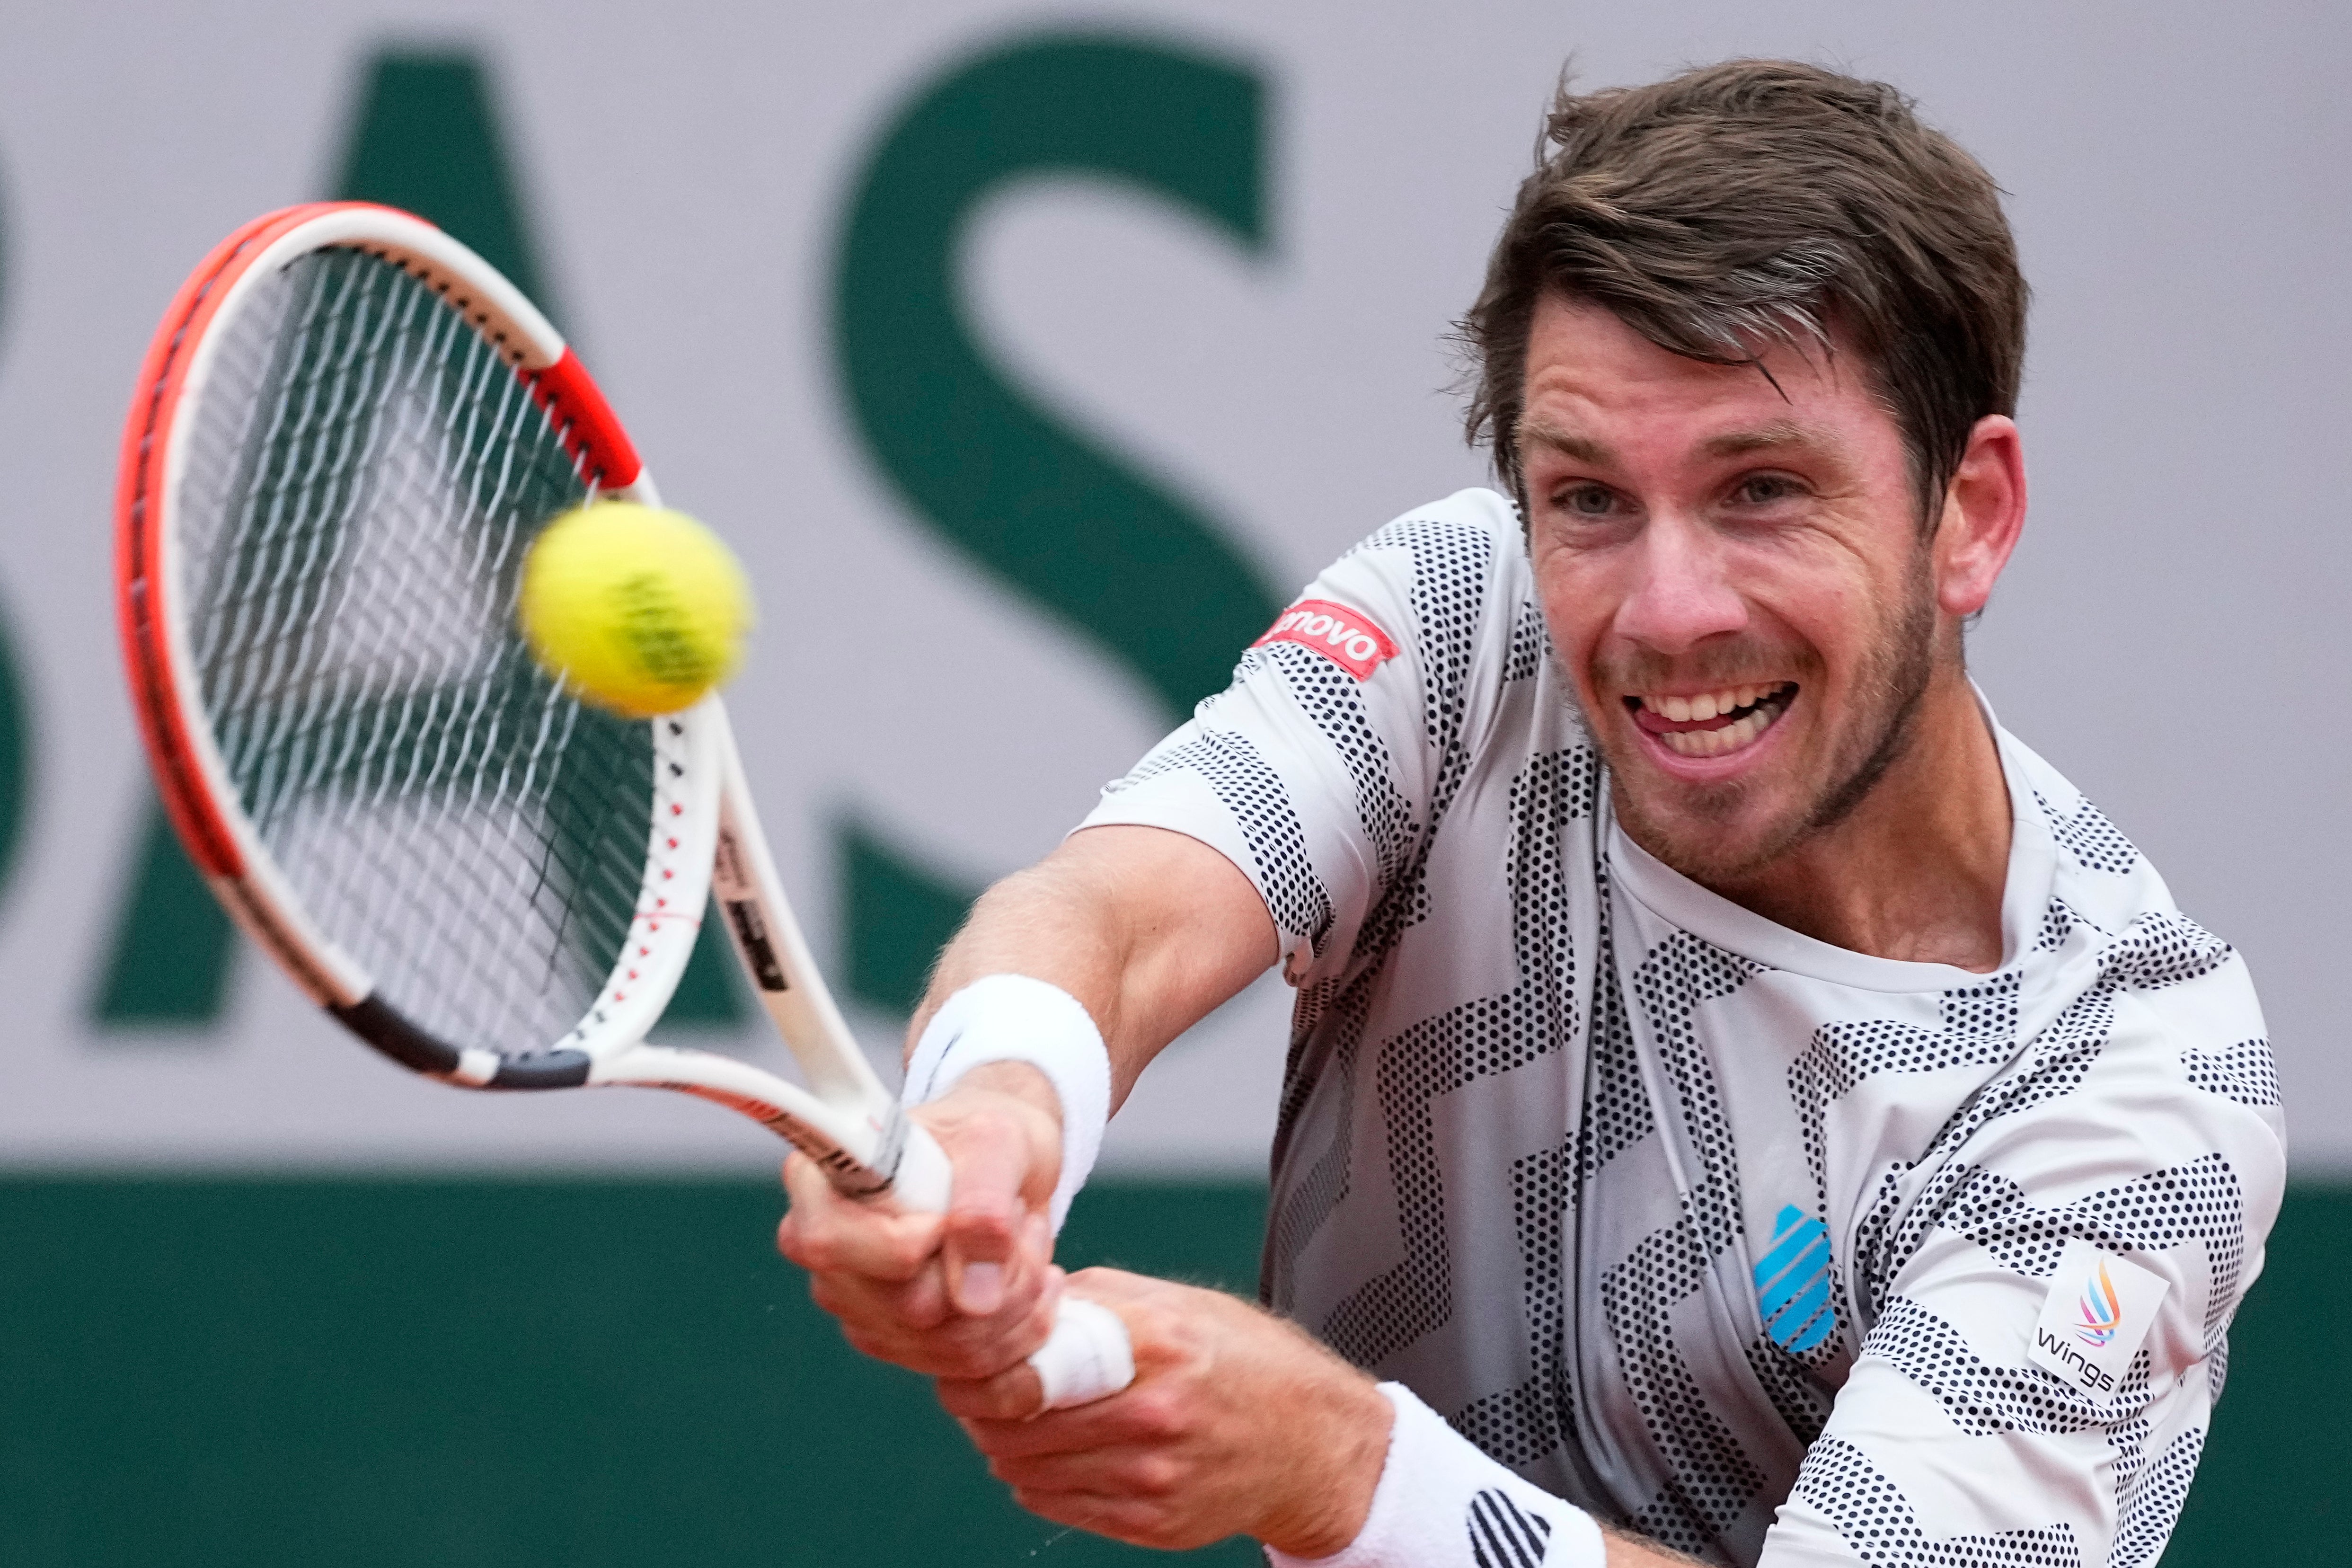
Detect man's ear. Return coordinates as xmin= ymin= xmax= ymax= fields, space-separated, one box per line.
xmin=1933 ymin=415 xmax=2027 ymax=619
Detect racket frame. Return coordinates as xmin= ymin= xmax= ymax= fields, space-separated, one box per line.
xmin=114 ymin=201 xmax=931 ymax=1197
xmin=117 ymin=199 xmax=1120 ymax=1407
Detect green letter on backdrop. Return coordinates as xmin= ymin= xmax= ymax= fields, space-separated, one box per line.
xmin=93 ymin=46 xmax=742 ymax=1027
xmin=0 ymin=163 xmax=32 ymax=926
xmin=832 ymin=34 xmax=1278 ymax=1012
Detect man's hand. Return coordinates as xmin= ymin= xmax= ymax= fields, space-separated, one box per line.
xmin=780 ymin=823 xmax=1277 ymax=1392
xmin=936 ymin=1268 xmax=1392 ymax=1555
xmin=776 ymin=1064 xmax=1062 ymax=1380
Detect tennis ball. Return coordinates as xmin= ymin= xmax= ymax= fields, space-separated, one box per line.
xmin=518 ymin=501 xmax=753 ymax=718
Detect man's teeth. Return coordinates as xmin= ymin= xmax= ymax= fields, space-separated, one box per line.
xmin=1640 ymin=682 xmax=1791 ymax=758
xmin=1657 ymin=705 xmax=1774 ymax=757
xmin=1651 ymin=684 xmax=1770 ymax=724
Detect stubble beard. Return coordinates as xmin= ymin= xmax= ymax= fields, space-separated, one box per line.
xmin=1582 ymin=558 xmax=1942 ymax=888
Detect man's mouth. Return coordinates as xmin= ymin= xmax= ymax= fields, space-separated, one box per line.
xmin=1626 ymin=682 xmax=1798 ymax=759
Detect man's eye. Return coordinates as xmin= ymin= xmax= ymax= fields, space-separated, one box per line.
xmin=1734 ymin=474 xmax=1803 ymax=505
xmin=1557 ymin=484 xmax=1617 ymax=517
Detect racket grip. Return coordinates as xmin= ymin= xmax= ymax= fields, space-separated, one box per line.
xmin=884 ymin=1119 xmax=1133 ymax=1408
xmin=1029 ymin=1297 xmax=1135 ymax=1409
xmin=884 ymin=1111 xmax=955 ymax=1212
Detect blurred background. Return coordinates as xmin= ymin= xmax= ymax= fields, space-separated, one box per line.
xmin=1 ymin=2 xmax=2343 ymax=1563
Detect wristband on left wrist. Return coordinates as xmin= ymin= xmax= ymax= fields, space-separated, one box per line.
xmin=1264 ymin=1384 xmax=1605 ymax=1568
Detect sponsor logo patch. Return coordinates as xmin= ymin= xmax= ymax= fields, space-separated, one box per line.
xmin=1253 ymin=598 xmax=1397 ymax=680
xmin=2028 ymin=1238 xmax=2169 ymax=1400
xmin=1753 ymin=1205 xmax=1837 ymax=1354
xmin=2075 ymin=1259 xmax=2123 ymax=1347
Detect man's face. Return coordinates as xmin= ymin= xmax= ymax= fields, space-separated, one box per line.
xmin=1519 ymin=295 xmax=1945 ymax=885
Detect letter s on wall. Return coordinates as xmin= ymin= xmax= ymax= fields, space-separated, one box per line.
xmin=831 ymin=30 xmax=1280 ymax=722
xmin=828 ymin=32 xmax=1282 ymax=1011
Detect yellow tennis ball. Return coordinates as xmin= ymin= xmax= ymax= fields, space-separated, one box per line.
xmin=518 ymin=502 xmax=753 ymax=718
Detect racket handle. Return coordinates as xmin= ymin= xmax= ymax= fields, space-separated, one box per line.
xmin=884 ymin=1111 xmax=955 ymax=1211
xmin=886 ymin=1118 xmax=1135 ymax=1409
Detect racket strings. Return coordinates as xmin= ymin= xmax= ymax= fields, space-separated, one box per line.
xmin=179 ymin=248 xmax=654 ymax=1054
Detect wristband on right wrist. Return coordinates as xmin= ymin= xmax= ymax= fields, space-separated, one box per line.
xmin=1265 ymin=1383 xmax=1605 ymax=1568
xmin=901 ymin=973 xmax=1111 ymax=1233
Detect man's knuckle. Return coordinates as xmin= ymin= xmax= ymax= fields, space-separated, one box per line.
xmin=944 ymin=1344 xmax=1013 ymax=1381
xmin=880 ymin=1231 xmax=932 ymax=1275
xmin=897 ymin=1293 xmax=948 ymax=1331
xmin=1128 ymin=1454 xmax=1185 ymax=1498
xmin=1122 ymin=1388 xmax=1187 ymax=1441
xmin=943 ymin=1381 xmax=997 ymax=1421
xmin=949 ymin=1199 xmax=1015 ymax=1238
xmin=789 ymin=1229 xmax=845 ymax=1269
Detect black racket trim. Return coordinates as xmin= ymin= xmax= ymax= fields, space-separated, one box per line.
xmin=331 ymin=994 xmax=461 ymax=1075
xmin=487 ymin=1052 xmax=594 ymax=1090
xmin=329 ymin=994 xmax=595 ymax=1089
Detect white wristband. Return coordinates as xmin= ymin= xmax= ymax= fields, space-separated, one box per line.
xmin=1266 ymin=1384 xmax=1605 ymax=1568
xmin=902 ymin=974 xmax=1111 ymax=1233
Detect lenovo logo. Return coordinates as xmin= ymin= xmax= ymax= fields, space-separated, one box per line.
xmin=1254 ymin=598 xmax=1397 ymax=680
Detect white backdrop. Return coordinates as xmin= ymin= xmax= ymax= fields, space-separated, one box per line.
xmin=0 ymin=0 xmax=2343 ymax=1173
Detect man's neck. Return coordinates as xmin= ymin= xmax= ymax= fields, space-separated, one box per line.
xmin=1700 ymin=668 xmax=2013 ymax=971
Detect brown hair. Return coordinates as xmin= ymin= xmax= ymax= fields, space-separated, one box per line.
xmin=1461 ymin=59 xmax=2027 ymax=522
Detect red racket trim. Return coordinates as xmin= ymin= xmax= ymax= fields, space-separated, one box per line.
xmin=529 ymin=349 xmax=645 ymax=490
xmin=115 ymin=201 xmax=345 ymax=879
xmin=115 ymin=199 xmax=580 ymax=1012
xmin=114 ymin=199 xmax=689 ymax=1045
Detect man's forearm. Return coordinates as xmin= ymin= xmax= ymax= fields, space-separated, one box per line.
xmin=779 ymin=821 xmax=1274 ymax=1400
xmin=908 ymin=825 xmax=1278 ymax=1111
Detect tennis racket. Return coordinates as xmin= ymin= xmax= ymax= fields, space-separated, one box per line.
xmin=114 ymin=201 xmax=1132 ymax=1409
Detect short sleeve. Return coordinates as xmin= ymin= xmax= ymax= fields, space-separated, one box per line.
xmin=1078 ymin=489 xmax=1520 ymax=986
xmin=1762 ymin=921 xmax=2287 ymax=1568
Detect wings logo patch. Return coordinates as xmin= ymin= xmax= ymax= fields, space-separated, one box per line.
xmin=2028 ymin=1238 xmax=2170 ymax=1401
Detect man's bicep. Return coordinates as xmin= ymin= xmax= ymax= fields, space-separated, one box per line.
xmin=1058 ymin=822 xmax=1280 ymax=991
xmin=1761 ymin=1350 xmax=2126 ymax=1567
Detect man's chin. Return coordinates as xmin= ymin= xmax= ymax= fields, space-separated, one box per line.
xmin=1622 ymin=819 xmax=1789 ymax=887
xmin=1608 ymin=771 xmax=1801 ymax=888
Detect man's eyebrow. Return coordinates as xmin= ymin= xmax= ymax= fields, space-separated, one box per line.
xmin=1702 ymin=418 xmax=1827 ymax=459
xmin=1516 ymin=419 xmax=1613 ymax=465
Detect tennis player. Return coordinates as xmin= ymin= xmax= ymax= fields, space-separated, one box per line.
xmin=779 ymin=60 xmax=2284 ymax=1568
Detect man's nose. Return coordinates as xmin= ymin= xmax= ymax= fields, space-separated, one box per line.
xmin=1611 ymin=514 xmax=1748 ymax=655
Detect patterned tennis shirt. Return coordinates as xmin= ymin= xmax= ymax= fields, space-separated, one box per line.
xmin=1078 ymin=487 xmax=2286 ymax=1568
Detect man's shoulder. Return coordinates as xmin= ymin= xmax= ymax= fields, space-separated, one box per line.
xmin=1336 ymin=487 xmax=1524 ymax=588
xmin=1351 ymin=485 xmax=1523 ymax=542
xmin=1996 ymin=723 xmax=2271 ymax=1079
xmin=1899 ymin=722 xmax=2287 ymax=1219
xmin=1304 ymin=487 xmax=1535 ymax=673
xmin=1996 ymin=724 xmax=2188 ymax=934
